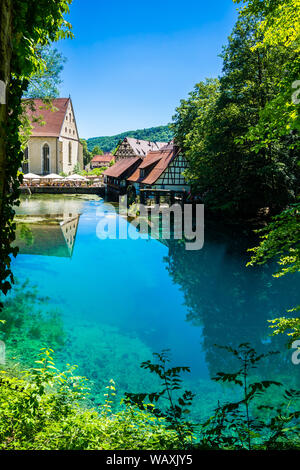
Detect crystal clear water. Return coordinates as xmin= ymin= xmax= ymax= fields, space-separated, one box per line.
xmin=2 ymin=194 xmax=299 ymax=420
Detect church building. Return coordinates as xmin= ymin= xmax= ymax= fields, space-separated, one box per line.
xmin=22 ymin=98 xmax=83 ymax=175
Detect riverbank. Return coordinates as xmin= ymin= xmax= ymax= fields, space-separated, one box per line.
xmin=20 ymin=186 xmax=106 ymax=197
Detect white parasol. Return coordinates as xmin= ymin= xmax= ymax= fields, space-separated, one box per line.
xmin=23 ymin=173 xmax=41 ymax=179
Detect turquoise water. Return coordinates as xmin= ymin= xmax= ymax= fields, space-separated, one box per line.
xmin=3 ymin=194 xmax=300 ymax=419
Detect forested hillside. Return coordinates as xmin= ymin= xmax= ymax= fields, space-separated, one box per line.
xmin=87 ymin=125 xmax=173 ymax=152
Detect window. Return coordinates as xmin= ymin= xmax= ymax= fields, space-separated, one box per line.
xmin=68 ymin=142 xmax=72 ymax=164
xmin=69 ymin=113 xmax=71 ymax=121
xmin=66 ymin=115 xmax=68 ymax=121
xmin=22 ymin=147 xmax=29 ymax=173
xmin=42 ymin=144 xmax=50 ymax=175
xmin=65 ymin=127 xmax=67 ymax=133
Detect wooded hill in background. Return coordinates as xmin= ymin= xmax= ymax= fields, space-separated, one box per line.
xmin=87 ymin=125 xmax=173 ymax=153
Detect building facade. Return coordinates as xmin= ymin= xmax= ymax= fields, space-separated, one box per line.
xmin=114 ymin=137 xmax=167 ymax=161
xmin=103 ymin=137 xmax=168 ymax=194
xmin=128 ymin=143 xmax=190 ymax=193
xmin=90 ymin=153 xmax=114 ymax=169
xmin=22 ymin=98 xmax=83 ymax=175
xmin=103 ymin=157 xmax=142 ymax=194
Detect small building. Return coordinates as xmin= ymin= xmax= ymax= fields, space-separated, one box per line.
xmin=22 ymin=97 xmax=83 ymax=176
xmin=103 ymin=157 xmax=142 ymax=194
xmin=90 ymin=153 xmax=114 ymax=169
xmin=114 ymin=137 xmax=167 ymax=161
xmin=128 ymin=142 xmax=190 ymax=193
xmin=102 ymin=137 xmax=168 ymax=194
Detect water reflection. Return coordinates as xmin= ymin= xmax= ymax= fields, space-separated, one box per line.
xmin=13 ymin=195 xmax=87 ymax=258
xmin=14 ymin=215 xmax=80 ymax=258
xmin=8 ymin=196 xmax=300 ymax=418
xmin=161 ymin=226 xmax=299 ymax=386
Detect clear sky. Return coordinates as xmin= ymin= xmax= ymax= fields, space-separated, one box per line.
xmin=57 ymin=0 xmax=238 ymax=139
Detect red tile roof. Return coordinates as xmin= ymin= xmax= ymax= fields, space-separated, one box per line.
xmin=124 ymin=138 xmax=167 ymax=157
xmin=24 ymin=98 xmax=70 ymax=137
xmin=103 ymin=157 xmax=142 ymax=178
xmin=128 ymin=144 xmax=178 ymax=185
xmin=139 ymin=153 xmax=163 ymax=169
xmin=142 ymin=147 xmax=175 ymax=185
xmin=127 ymin=168 xmax=140 ymax=183
xmin=91 ymin=154 xmax=114 ymax=163
xmin=128 ymin=151 xmax=163 ymax=183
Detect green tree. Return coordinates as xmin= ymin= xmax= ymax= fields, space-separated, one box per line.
xmin=23 ymin=45 xmax=66 ymax=99
xmin=80 ymin=138 xmax=92 ymax=166
xmin=234 ymin=0 xmax=300 ymax=50
xmin=248 ymin=202 xmax=300 ymax=343
xmin=233 ymin=0 xmax=300 ymax=152
xmin=0 ymin=0 xmax=73 ymax=298
xmin=73 ymin=162 xmax=82 ymax=174
xmin=173 ymin=11 xmax=299 ymax=215
xmin=92 ymin=145 xmax=104 ymax=157
xmin=237 ymin=0 xmax=300 ymax=344
xmin=172 ymin=78 xmax=220 ymax=195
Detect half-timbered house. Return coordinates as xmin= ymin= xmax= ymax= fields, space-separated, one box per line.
xmin=103 ymin=137 xmax=168 ymax=193
xmin=114 ymin=137 xmax=166 ymax=161
xmin=103 ymin=157 xmax=143 ymax=194
xmin=128 ymin=143 xmax=190 ymax=193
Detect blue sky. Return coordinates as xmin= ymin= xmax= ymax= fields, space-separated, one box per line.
xmin=58 ymin=0 xmax=238 ymax=139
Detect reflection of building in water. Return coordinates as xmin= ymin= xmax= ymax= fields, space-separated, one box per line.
xmin=125 ymin=211 xmax=182 ymax=248
xmin=14 ymin=214 xmax=80 ymax=258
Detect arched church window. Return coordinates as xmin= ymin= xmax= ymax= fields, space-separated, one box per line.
xmin=42 ymin=144 xmax=50 ymax=175
xmin=22 ymin=147 xmax=29 ymax=173
xmin=68 ymin=142 xmax=72 ymax=164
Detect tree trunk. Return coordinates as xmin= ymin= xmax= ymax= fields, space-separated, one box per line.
xmin=0 ymin=0 xmax=13 ymax=214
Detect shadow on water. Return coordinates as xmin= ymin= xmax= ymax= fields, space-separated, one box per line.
xmin=161 ymin=221 xmax=299 ymax=386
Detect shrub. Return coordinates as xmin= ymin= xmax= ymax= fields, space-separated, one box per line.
xmin=0 ymin=350 xmax=178 ymax=450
